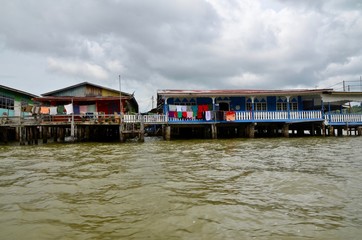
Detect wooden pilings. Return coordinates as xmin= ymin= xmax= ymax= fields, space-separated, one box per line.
xmin=1 ymin=122 xmax=146 ymax=145
xmin=158 ymin=121 xmax=362 ymax=140
xmin=2 ymin=121 xmax=362 ymax=145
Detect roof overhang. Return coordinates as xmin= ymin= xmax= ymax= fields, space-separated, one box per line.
xmin=321 ymin=92 xmax=362 ymax=103
xmin=157 ymin=89 xmax=333 ymax=98
xmin=0 ymin=84 xmax=38 ymax=98
xmin=41 ymin=81 xmax=128 ymax=96
xmin=33 ymin=96 xmax=132 ymax=102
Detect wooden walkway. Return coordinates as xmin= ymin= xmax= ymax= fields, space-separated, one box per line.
xmin=1 ymin=111 xmax=362 ymax=144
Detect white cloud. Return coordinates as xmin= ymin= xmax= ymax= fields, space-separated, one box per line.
xmin=47 ymin=58 xmax=108 ymax=80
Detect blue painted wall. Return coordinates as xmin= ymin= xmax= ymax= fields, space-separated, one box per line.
xmin=267 ymin=96 xmax=276 ymax=111
xmin=165 ymin=95 xmax=313 ymax=112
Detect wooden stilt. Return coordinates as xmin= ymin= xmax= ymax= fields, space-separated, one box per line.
xmin=282 ymin=124 xmax=289 ymax=138
xmin=211 ymin=124 xmax=217 ymax=139
xmin=329 ymin=126 xmax=335 ymax=136
xmin=43 ymin=126 xmax=48 ymax=144
xmin=139 ymin=116 xmax=145 ymax=142
xmin=119 ymin=124 xmax=125 ymax=142
xmin=358 ymin=127 xmax=362 ymax=136
xmin=2 ymin=127 xmax=8 ymax=144
xmin=247 ymin=124 xmax=255 ymax=138
xmin=165 ymin=125 xmax=171 ymax=141
xmin=19 ymin=127 xmax=25 ymax=145
xmin=34 ymin=127 xmax=39 ymax=145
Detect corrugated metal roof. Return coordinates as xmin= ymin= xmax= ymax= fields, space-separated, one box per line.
xmin=42 ymin=81 xmax=131 ymax=97
xmin=157 ymin=88 xmax=333 ymax=97
xmin=33 ymin=96 xmax=132 ymax=102
xmin=0 ymin=84 xmax=38 ymax=98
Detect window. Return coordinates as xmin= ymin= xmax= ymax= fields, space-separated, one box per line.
xmin=246 ymin=97 xmax=267 ymax=111
xmin=276 ymin=97 xmax=298 ymax=111
xmin=0 ymin=94 xmax=14 ymax=110
xmin=277 ymin=102 xmax=288 ymax=111
xmin=289 ymin=97 xmax=298 ymax=111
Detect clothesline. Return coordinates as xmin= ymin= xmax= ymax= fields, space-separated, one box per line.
xmin=21 ymin=104 xmax=97 ymax=115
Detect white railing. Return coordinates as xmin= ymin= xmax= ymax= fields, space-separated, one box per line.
xmin=253 ymin=111 xmax=289 ymax=120
xmin=290 ymin=111 xmax=322 ymax=120
xmin=236 ymin=111 xmax=322 ymax=121
xmin=123 ymin=114 xmax=142 ymax=123
xmin=143 ymin=115 xmax=168 ymax=123
xmin=328 ymin=114 xmax=362 ymax=123
xmin=123 ymin=114 xmax=169 ymax=123
xmin=235 ymin=111 xmax=252 ymax=120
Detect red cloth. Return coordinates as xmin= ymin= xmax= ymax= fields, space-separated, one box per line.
xmin=226 ymin=111 xmax=236 ymax=121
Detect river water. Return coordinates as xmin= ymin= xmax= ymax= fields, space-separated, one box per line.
xmin=1 ymin=137 xmax=362 ymax=240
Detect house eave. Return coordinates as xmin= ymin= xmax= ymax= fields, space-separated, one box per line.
xmin=157 ymin=89 xmax=334 ymax=98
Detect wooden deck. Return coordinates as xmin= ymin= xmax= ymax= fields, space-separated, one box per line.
xmin=1 ymin=110 xmax=362 ymax=126
xmin=1 ymin=111 xmax=362 ymax=144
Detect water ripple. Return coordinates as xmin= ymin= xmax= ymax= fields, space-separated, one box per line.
xmin=1 ymin=137 xmax=362 ymax=239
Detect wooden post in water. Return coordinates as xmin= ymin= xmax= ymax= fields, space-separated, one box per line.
xmin=310 ymin=124 xmax=315 ymax=136
xmin=247 ymin=124 xmax=255 ymax=138
xmin=329 ymin=126 xmax=335 ymax=136
xmin=165 ymin=125 xmax=171 ymax=141
xmin=27 ymin=127 xmax=32 ymax=145
xmin=211 ymin=124 xmax=217 ymax=139
xmin=19 ymin=126 xmax=25 ymax=145
xmin=34 ymin=126 xmax=39 ymax=145
xmin=322 ymin=124 xmax=326 ymax=137
xmin=337 ymin=127 xmax=343 ymax=137
xmin=1 ymin=127 xmax=8 ymax=144
xmin=53 ymin=127 xmax=58 ymax=142
xmin=282 ymin=124 xmax=289 ymax=138
xmin=84 ymin=126 xmax=90 ymax=141
xmin=15 ymin=127 xmax=20 ymax=141
xmin=357 ymin=127 xmax=362 ymax=136
xmin=119 ymin=123 xmax=125 ymax=142
xmin=59 ymin=127 xmax=65 ymax=143
xmin=43 ymin=126 xmax=48 ymax=144
xmin=139 ymin=115 xmax=145 ymax=142
xmin=77 ymin=126 xmax=82 ymax=141
xmin=297 ymin=127 xmax=304 ymax=137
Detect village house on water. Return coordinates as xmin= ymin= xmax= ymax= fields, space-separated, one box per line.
xmin=1 ymin=82 xmax=362 ymax=144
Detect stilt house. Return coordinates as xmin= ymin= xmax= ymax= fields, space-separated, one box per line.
xmin=157 ymin=88 xmax=362 ymax=138
xmin=0 ymin=85 xmax=38 ymax=117
xmin=32 ymin=82 xmax=138 ymax=120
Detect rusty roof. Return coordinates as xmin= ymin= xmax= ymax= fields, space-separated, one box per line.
xmin=33 ymin=96 xmax=132 ymax=102
xmin=157 ymin=88 xmax=334 ymax=97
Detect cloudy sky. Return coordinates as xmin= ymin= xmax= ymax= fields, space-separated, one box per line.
xmin=1 ymin=0 xmax=361 ymax=111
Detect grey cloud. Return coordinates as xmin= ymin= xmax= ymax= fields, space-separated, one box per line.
xmin=1 ymin=0 xmax=361 ymax=111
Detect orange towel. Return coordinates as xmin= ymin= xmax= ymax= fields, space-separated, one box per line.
xmin=40 ymin=107 xmax=50 ymax=114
